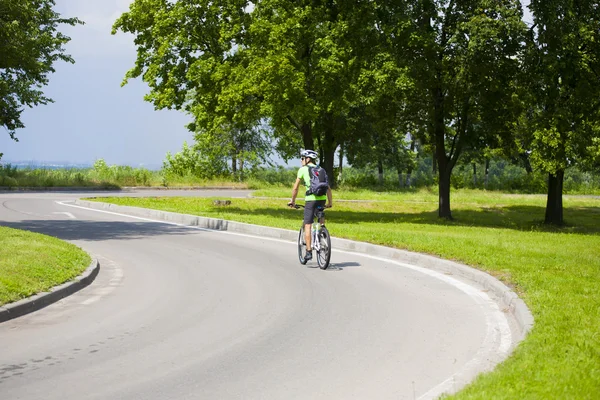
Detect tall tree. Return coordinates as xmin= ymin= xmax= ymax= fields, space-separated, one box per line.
xmin=383 ymin=0 xmax=527 ymax=218
xmin=113 ymin=0 xmax=380 ymax=181
xmin=0 ymin=0 xmax=81 ymax=156
xmin=523 ymin=0 xmax=600 ymax=225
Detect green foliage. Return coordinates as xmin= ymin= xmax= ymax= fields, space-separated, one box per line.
xmin=90 ymin=158 xmax=152 ymax=186
xmin=372 ymin=0 xmax=529 ymax=217
xmin=335 ymin=160 xmax=600 ymax=195
xmin=2 ymin=160 xmax=599 ymax=194
xmin=245 ymin=165 xmax=297 ymax=187
xmin=515 ymin=0 xmax=600 ymax=223
xmin=162 ymin=141 xmax=228 ymax=180
xmin=0 ymin=160 xmax=154 ymax=188
xmin=107 ymin=0 xmax=600 ymax=221
xmin=0 ymin=0 xmax=82 ymax=139
xmin=112 ymin=0 xmax=383 ymax=177
xmin=522 ymin=0 xmax=600 ymax=175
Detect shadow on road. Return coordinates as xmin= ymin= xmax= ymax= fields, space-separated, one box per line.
xmin=0 ymin=219 xmax=202 ymax=242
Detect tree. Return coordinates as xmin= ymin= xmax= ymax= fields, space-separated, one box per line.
xmin=113 ymin=0 xmax=381 ymax=182
xmin=0 ymin=0 xmax=81 ymax=156
xmin=188 ymin=120 xmax=274 ymax=180
xmin=382 ymin=0 xmax=527 ymax=218
xmin=522 ymin=0 xmax=600 ymax=225
xmin=162 ymin=141 xmax=229 ymax=179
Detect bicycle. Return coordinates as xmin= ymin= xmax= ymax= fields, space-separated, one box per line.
xmin=290 ymin=203 xmax=332 ymax=270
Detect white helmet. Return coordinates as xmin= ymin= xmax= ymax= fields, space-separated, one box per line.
xmin=300 ymin=149 xmax=318 ymax=161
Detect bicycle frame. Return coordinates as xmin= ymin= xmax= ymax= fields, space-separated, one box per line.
xmin=311 ymin=206 xmax=326 ymax=250
xmin=291 ymin=202 xmax=331 ymax=269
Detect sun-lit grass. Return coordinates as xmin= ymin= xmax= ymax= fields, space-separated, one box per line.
xmin=91 ymin=191 xmax=600 ymax=398
xmin=0 ymin=227 xmax=91 ymax=306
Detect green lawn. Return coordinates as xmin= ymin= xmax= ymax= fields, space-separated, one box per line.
xmin=0 ymin=227 xmax=91 ymax=306
xmin=91 ymin=190 xmax=600 ymax=399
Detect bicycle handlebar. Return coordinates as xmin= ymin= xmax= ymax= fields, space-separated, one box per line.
xmin=287 ymin=203 xmax=331 ymax=210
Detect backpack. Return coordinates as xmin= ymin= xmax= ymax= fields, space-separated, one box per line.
xmin=306 ymin=165 xmax=329 ymax=196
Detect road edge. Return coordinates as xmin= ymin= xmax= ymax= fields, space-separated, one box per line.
xmin=0 ymin=258 xmax=100 ymax=323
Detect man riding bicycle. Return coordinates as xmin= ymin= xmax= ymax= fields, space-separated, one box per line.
xmin=288 ymin=149 xmax=333 ymax=261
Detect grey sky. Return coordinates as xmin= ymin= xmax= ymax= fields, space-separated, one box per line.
xmin=1 ymin=1 xmax=533 ymax=168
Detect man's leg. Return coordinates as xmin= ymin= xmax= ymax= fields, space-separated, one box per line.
xmin=305 ymin=223 xmax=312 ymax=251
xmin=303 ymin=201 xmax=315 ymax=260
xmin=317 ymin=200 xmax=326 ymax=225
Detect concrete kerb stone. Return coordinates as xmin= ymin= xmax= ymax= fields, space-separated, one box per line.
xmin=75 ymin=198 xmax=534 ymax=342
xmin=0 ymin=259 xmax=100 ymax=323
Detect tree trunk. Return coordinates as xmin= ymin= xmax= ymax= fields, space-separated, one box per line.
xmin=231 ymin=154 xmax=237 ymax=174
xmin=521 ymin=153 xmax=533 ymax=174
xmin=433 ymin=86 xmax=452 ymax=219
xmin=432 ymin=148 xmax=437 ymax=175
xmin=398 ymin=168 xmax=403 ymax=188
xmin=322 ymin=123 xmax=337 ymax=189
xmin=239 ymin=159 xmax=244 ymax=182
xmin=472 ymin=163 xmax=477 ymax=187
xmin=301 ymin=123 xmax=313 ymax=151
xmin=438 ymin=166 xmax=452 ymax=219
xmin=484 ymin=159 xmax=490 ymax=189
xmin=378 ymin=159 xmax=384 ymax=186
xmin=338 ymin=145 xmax=343 ymax=185
xmin=545 ymin=170 xmax=564 ymax=225
xmin=405 ymin=138 xmax=415 ymax=188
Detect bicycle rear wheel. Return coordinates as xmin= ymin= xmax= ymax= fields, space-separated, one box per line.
xmin=316 ymin=226 xmax=331 ymax=270
xmin=298 ymin=226 xmax=308 ymax=265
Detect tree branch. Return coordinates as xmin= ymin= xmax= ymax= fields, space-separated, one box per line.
xmin=287 ymin=115 xmax=302 ymax=132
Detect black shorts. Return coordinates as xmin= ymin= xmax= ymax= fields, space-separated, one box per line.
xmin=304 ymin=200 xmax=326 ymax=225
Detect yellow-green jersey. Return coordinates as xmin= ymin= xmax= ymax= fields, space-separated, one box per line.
xmin=297 ymin=164 xmax=327 ymax=201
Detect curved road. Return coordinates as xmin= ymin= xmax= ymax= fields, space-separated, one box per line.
xmin=0 ymin=190 xmax=513 ymax=399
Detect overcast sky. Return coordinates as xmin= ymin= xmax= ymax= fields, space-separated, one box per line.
xmin=0 ymin=1 xmax=533 ymax=168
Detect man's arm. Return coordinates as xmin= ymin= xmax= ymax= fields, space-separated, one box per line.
xmin=289 ymin=178 xmax=302 ymax=206
xmin=326 ymin=187 xmax=333 ymax=208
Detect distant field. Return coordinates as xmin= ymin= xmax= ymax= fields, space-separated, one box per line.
xmin=1 ymin=160 xmax=599 ymax=195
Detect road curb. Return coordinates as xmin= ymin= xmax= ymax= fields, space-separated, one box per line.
xmin=0 ymin=259 xmax=100 ymax=323
xmin=76 ymin=199 xmax=534 ymax=343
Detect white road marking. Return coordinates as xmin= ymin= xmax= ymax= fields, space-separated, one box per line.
xmin=52 ymin=212 xmax=76 ymax=219
xmin=57 ymin=199 xmax=514 ymax=398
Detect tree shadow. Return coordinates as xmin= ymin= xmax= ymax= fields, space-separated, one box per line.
xmin=219 ymin=204 xmax=600 ymax=235
xmin=0 ymin=219 xmax=200 ymax=242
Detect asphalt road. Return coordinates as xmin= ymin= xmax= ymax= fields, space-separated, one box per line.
xmin=0 ymin=190 xmax=512 ymax=399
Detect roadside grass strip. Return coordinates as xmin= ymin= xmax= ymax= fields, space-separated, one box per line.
xmin=0 ymin=227 xmax=91 ymax=306
xmin=91 ymin=190 xmax=600 ymax=399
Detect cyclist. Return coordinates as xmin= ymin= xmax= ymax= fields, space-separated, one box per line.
xmin=288 ymin=149 xmax=333 ymax=261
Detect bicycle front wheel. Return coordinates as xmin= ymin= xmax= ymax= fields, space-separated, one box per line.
xmin=298 ymin=226 xmax=308 ymax=265
xmin=316 ymin=226 xmax=331 ymax=270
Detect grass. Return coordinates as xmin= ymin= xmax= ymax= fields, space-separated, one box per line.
xmin=0 ymin=227 xmax=91 ymax=306
xmin=90 ymin=189 xmax=600 ymax=399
